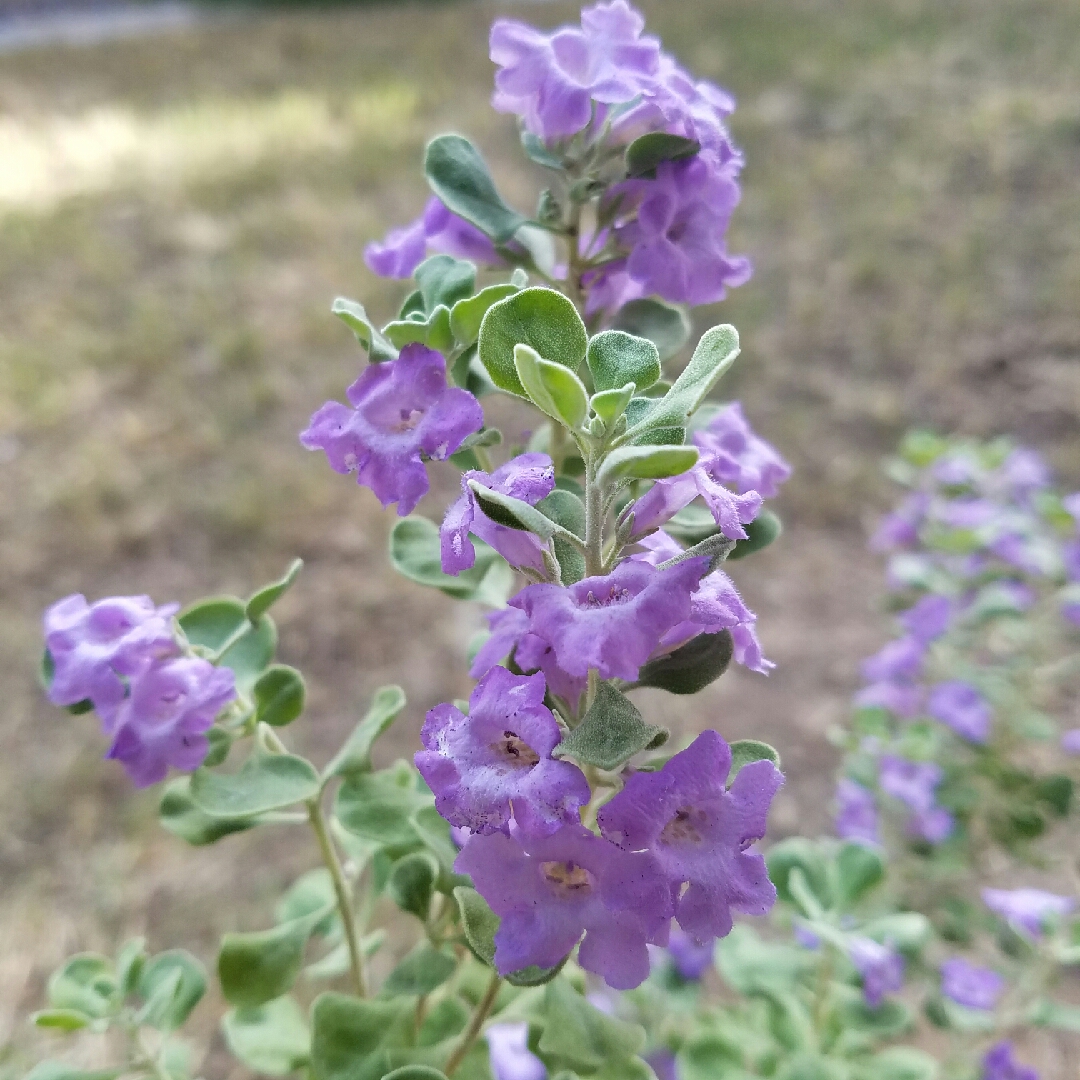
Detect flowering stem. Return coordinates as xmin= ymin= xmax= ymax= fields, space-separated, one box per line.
xmin=306 ymin=797 xmax=367 ymax=998
xmin=444 ymin=969 xmax=502 ymax=1077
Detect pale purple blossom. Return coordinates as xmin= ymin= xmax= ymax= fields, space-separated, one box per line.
xmin=981 ymin=888 xmax=1074 ymax=937
xmin=441 ymin=453 xmax=555 ymax=575
xmin=666 ymin=927 xmax=714 ymax=980
xmin=44 ymin=594 xmax=179 ymax=711
xmin=489 ymin=1 xmax=660 ymax=142
xmin=416 ymin=667 xmax=589 ymax=837
xmin=631 ymin=458 xmax=762 ymax=540
xmin=879 ymin=755 xmax=954 ymax=843
xmin=940 ymin=958 xmax=1005 ymax=1011
xmin=835 ymin=779 xmax=879 ymax=845
xmin=486 ymin=1023 xmax=546 ymax=1080
xmin=632 ymin=531 xmax=773 ymax=673
xmin=981 ymin=1042 xmax=1039 ymax=1080
xmin=854 ymin=681 xmax=923 ymax=719
xmin=456 ymin=823 xmax=671 ymax=990
xmin=644 ymin=1050 xmax=678 ymax=1080
xmin=899 ymin=594 xmax=953 ymax=643
xmin=847 ymin=936 xmax=904 ymax=1008
xmin=365 ymin=197 xmax=501 ymax=279
xmin=861 ymin=638 xmax=925 ymax=683
xmin=598 ymin=730 xmax=782 ymax=942
xmin=100 ymin=658 xmax=236 ymax=787
xmin=692 ymin=403 xmax=791 ymax=499
xmin=469 ymin=606 xmax=588 ymax=713
xmin=871 ymin=493 xmax=929 ymax=551
xmin=300 ymin=344 xmax=483 ymax=516
xmin=508 ymin=558 xmax=707 ymax=681
xmin=927 ymin=680 xmax=992 ymax=743
xmin=603 ymin=152 xmax=752 ymax=307
xmin=1061 ymin=729 xmax=1080 ymax=754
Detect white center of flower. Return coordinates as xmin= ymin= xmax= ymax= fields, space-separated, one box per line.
xmin=581 ymin=585 xmax=632 ymax=609
xmin=390 ymin=408 xmax=424 ymax=433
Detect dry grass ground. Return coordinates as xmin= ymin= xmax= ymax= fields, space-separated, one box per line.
xmin=1 ymin=0 xmax=1079 ymax=1073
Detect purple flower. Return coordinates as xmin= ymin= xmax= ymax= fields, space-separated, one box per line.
xmin=455 ymin=823 xmax=671 ymax=990
xmin=870 ymin=493 xmax=929 ymax=551
xmin=940 ymin=958 xmax=1005 ymax=1011
xmin=632 ymin=531 xmax=773 ymax=674
xmin=692 ymin=403 xmax=791 ymax=499
xmin=644 ymin=1050 xmax=678 ymax=1080
xmin=879 ymin=756 xmax=942 ymax=814
xmin=854 ymin=681 xmax=923 ymax=719
xmin=470 ymin=606 xmax=588 ymax=713
xmin=795 ymin=926 xmax=821 ymax=950
xmin=1062 ymin=587 xmax=1080 ymax=627
xmin=100 ymin=658 xmax=235 ymax=787
xmin=981 ymin=888 xmax=1074 ymax=937
xmin=44 ymin=594 xmax=180 ymax=711
xmin=847 ymin=936 xmax=904 ymax=1008
xmin=861 ymin=638 xmax=924 ymax=683
xmin=981 ymin=1042 xmax=1039 ymax=1080
xmin=667 ymin=926 xmax=714 ymax=980
xmin=365 ymin=197 xmax=501 ymax=279
xmin=1063 ymin=541 xmax=1080 ymax=583
xmin=927 ymin=680 xmax=992 ymax=743
xmin=441 ymin=454 xmax=555 ymax=575
xmin=486 ymin=1022 xmax=545 ymax=1080
xmin=605 ymin=152 xmax=751 ymax=307
xmin=899 ymin=594 xmax=953 ymax=642
xmin=489 ymin=1 xmax=660 ymax=142
xmin=998 ymin=448 xmax=1051 ymax=497
xmin=415 ymin=667 xmax=589 ymax=837
xmin=835 ymin=779 xmax=879 ymax=845
xmin=509 ymin=558 xmax=707 ymax=682
xmin=598 ymin=730 xmax=782 ymax=941
xmin=300 ymin=344 xmax=483 ymax=517
xmin=908 ymin=806 xmax=955 ymax=844
xmin=1062 ymin=729 xmax=1080 ymax=754
xmin=630 ymin=457 xmax=762 ymax=540
xmin=1064 ymin=493 xmax=1080 ymax=526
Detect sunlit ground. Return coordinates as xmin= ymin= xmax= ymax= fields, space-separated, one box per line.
xmin=1 ymin=0 xmax=1078 ymax=1072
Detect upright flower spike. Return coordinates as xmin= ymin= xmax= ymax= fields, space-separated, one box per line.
xmin=365 ymin=196 xmax=502 ymax=280
xmin=940 ymin=958 xmax=1005 ymax=1011
xmin=100 ymin=657 xmax=236 ymax=788
xmin=415 ymin=667 xmax=589 ymax=837
xmin=300 ymin=344 xmax=483 ymax=517
xmin=835 ymin=779 xmax=880 ymax=845
xmin=441 ymin=453 xmax=555 ymax=575
xmin=692 ymin=402 xmax=791 ymax=499
xmin=456 ymin=823 xmax=672 ymax=990
xmin=927 ymin=680 xmax=993 ymax=744
xmin=847 ymin=936 xmax=904 ymax=1009
xmin=598 ymin=730 xmax=782 ymax=942
xmin=509 ymin=558 xmax=707 ymax=682
xmin=981 ymin=888 xmax=1075 ymax=937
xmin=44 ymin=594 xmax=180 ymax=711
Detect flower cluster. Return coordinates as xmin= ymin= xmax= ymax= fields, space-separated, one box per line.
xmin=836 ymin=435 xmax=1080 ymax=854
xmin=44 ymin=594 xmax=234 ymax=786
xmin=364 ymin=1 xmax=751 ymax=315
xmin=448 ymin=726 xmax=781 ymax=989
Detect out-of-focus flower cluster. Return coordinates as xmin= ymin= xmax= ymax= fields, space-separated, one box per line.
xmin=835 ymin=434 xmax=1080 ymax=852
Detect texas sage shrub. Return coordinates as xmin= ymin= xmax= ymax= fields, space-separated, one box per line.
xmin=27 ymin=5 xmax=791 ymax=1080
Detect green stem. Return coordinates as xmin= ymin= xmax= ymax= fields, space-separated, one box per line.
xmin=584 ymin=453 xmax=603 ymax=577
xmin=445 ymin=970 xmax=503 ymax=1077
xmin=307 ymin=798 xmax=367 ymax=998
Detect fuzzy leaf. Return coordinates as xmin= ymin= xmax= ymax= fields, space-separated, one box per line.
xmin=254 ymin=665 xmax=306 ymax=728
xmin=625 ymin=133 xmax=700 ymax=178
xmin=189 ymin=746 xmax=320 ymax=818
xmin=553 ymin=683 xmax=667 ymax=771
xmin=596 ymin=445 xmax=698 ymax=487
xmin=635 ymin=630 xmax=732 ymax=695
xmin=586 ymin=330 xmax=661 ymax=392
xmin=324 ymin=685 xmax=407 ymax=779
xmin=514 ymin=344 xmax=589 ymax=430
xmin=331 ymin=297 xmax=398 ymax=362
xmin=613 ymin=298 xmax=691 ymax=361
xmin=222 ymin=996 xmax=311 ymax=1077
